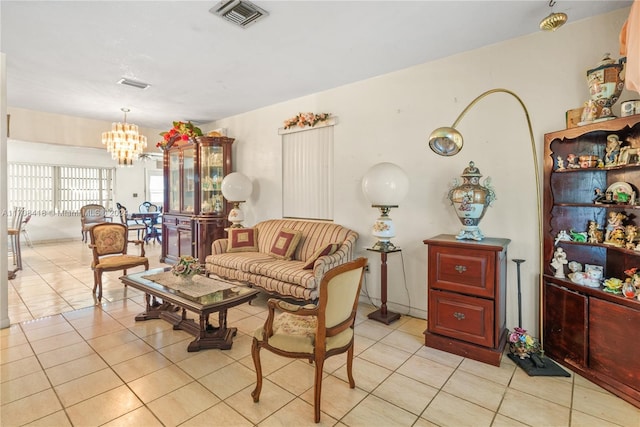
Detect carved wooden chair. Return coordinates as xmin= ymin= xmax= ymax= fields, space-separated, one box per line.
xmin=80 ymin=204 xmax=111 ymax=243
xmin=251 ymin=257 xmax=367 ymax=423
xmin=88 ymin=222 xmax=149 ymax=300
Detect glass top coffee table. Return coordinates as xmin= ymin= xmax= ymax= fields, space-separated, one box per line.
xmin=121 ymin=268 xmax=258 ymax=352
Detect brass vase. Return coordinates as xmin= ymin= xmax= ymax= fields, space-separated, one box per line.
xmin=448 ymin=161 xmax=496 ymax=241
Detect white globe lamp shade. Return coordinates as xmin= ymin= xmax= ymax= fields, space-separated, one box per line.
xmin=221 ymin=172 xmax=252 ymax=202
xmin=361 ymin=162 xmax=409 ymax=206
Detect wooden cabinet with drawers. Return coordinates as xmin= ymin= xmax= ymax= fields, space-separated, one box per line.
xmin=423 ymin=234 xmax=510 ymax=366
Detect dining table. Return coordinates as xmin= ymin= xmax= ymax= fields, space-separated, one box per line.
xmin=130 ymin=211 xmax=161 ymax=243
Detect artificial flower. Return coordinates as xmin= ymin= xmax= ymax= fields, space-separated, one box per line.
xmin=283 ymin=112 xmax=331 ymax=130
xmin=171 ymin=255 xmax=203 ymax=278
xmin=156 ymin=121 xmax=203 ymax=150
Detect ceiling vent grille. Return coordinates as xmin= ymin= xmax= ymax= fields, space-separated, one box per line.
xmin=117 ymin=78 xmax=150 ymax=90
xmin=210 ymin=0 xmax=268 ymax=28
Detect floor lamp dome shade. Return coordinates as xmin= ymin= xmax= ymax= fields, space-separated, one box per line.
xmin=221 ymin=172 xmax=253 ymax=228
xmin=429 ymin=127 xmax=464 ymax=156
xmin=361 ymin=162 xmax=409 ymax=250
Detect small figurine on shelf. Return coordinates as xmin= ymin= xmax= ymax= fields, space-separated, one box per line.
xmin=566 ymin=153 xmax=580 ymax=169
xmin=555 ymin=230 xmax=571 ymax=245
xmin=593 ymin=188 xmax=606 ymax=204
xmin=604 ymin=134 xmax=622 ymax=167
xmin=551 ymin=247 xmax=568 ymax=278
xmin=568 ymin=261 xmax=582 ymax=273
xmin=587 ymin=220 xmax=603 ymax=243
xmin=605 ymin=211 xmax=627 ymax=242
xmin=556 ymin=156 xmax=565 ymax=170
xmin=625 ymin=225 xmax=638 ymax=249
xmin=569 ymin=230 xmax=587 ymax=242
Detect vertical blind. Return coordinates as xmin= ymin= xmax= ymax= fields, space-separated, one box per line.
xmin=282 ymin=126 xmax=334 ymax=220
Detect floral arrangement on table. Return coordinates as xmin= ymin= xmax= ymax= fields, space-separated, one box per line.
xmin=156 ymin=121 xmax=203 ymax=150
xmin=171 ymin=255 xmax=203 ymax=278
xmin=283 ymin=112 xmax=331 ymax=130
xmin=508 ymin=327 xmax=540 ymax=359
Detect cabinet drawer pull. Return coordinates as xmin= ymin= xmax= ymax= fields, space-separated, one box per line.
xmin=453 ymin=312 xmax=466 ymax=320
xmin=455 ymin=265 xmax=467 ymax=273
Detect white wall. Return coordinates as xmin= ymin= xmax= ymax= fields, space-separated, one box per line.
xmin=4 ymin=9 xmax=635 ymax=335
xmin=202 ymin=8 xmax=635 ymax=334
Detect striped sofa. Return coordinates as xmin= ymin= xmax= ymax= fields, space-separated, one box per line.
xmin=204 ymin=219 xmax=358 ymax=301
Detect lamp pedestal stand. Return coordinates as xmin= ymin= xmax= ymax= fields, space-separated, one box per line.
xmin=366 ymin=247 xmax=401 ymax=325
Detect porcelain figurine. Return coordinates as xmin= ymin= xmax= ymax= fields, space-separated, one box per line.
xmin=587 ymin=220 xmax=603 ymax=243
xmin=605 ymin=211 xmax=627 ymax=243
xmin=551 ymin=248 xmax=568 ymax=278
xmin=586 ymin=53 xmax=625 ymax=120
xmin=555 ymin=230 xmax=571 ymax=245
xmin=556 ymin=156 xmax=565 ymax=170
xmin=604 ymin=134 xmax=621 ymax=167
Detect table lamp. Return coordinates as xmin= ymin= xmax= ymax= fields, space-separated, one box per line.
xmin=221 ymin=172 xmax=253 ymax=228
xmin=361 ymin=162 xmax=409 ymax=250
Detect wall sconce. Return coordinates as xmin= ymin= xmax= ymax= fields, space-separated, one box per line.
xmin=361 ymin=162 xmax=409 ymax=250
xmin=221 ymin=172 xmax=253 ymax=228
xmin=428 ymin=88 xmax=547 ymax=357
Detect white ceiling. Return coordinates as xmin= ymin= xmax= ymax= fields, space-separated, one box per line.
xmin=0 ymin=1 xmax=632 ymax=130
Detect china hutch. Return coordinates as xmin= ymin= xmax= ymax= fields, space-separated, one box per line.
xmin=543 ymin=115 xmax=640 ymax=408
xmin=161 ymin=136 xmax=235 ymax=264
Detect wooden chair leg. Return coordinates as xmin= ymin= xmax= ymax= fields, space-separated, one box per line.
xmin=314 ymin=357 xmax=324 ymax=423
xmin=251 ymin=338 xmax=263 ymax=402
xmin=93 ymin=269 xmax=103 ymax=300
xmin=346 ymin=344 xmax=355 ymax=388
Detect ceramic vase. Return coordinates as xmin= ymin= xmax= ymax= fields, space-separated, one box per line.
xmin=448 ymin=161 xmax=496 ymax=241
xmin=586 ymin=53 xmax=626 ymax=121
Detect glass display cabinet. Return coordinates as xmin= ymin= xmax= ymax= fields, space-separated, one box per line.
xmin=161 ymin=136 xmax=235 ymax=264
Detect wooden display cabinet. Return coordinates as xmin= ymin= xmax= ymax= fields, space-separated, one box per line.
xmin=423 ymin=234 xmax=510 ymax=366
xmin=161 ymin=136 xmax=234 ymax=264
xmin=543 ymin=115 xmax=640 ymax=408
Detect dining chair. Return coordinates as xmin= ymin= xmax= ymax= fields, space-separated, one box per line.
xmin=88 ymin=222 xmax=149 ymax=300
xmin=21 ymin=214 xmax=33 ymax=248
xmin=80 ymin=204 xmax=111 ymax=243
xmin=7 ymin=207 xmax=25 ymax=270
xmin=117 ymin=202 xmax=146 ymax=240
xmin=251 ymin=257 xmax=368 ymax=423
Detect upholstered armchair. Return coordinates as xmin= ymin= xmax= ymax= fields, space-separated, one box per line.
xmin=251 ymin=257 xmax=367 ymax=423
xmin=80 ymin=204 xmax=112 ymax=243
xmin=88 ymin=223 xmax=149 ymax=300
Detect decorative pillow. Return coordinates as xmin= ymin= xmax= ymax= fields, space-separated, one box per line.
xmin=269 ymin=228 xmax=302 ymax=260
xmin=227 ymin=228 xmax=258 ymax=252
xmin=302 ymin=242 xmax=340 ymax=269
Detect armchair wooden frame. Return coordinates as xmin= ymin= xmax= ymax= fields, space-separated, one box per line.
xmin=251 ymin=257 xmax=367 ymax=423
xmin=88 ymin=222 xmax=149 ymax=301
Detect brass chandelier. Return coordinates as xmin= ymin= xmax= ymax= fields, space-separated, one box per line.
xmin=101 ymin=108 xmax=147 ymax=167
xmin=539 ymin=0 xmax=567 ymax=31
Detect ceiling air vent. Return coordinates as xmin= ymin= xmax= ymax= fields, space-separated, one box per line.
xmin=117 ymin=78 xmax=150 ymax=90
xmin=210 ymin=0 xmax=268 ymax=28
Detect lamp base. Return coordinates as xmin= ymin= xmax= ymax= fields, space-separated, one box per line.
xmin=372 ymin=240 xmax=398 ymax=251
xmin=456 ymin=226 xmax=484 ymax=241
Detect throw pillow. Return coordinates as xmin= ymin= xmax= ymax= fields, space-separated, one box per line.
xmin=269 ymin=228 xmax=302 ymax=260
xmin=227 ymin=228 xmax=258 ymax=252
xmin=302 ymin=242 xmax=340 ymax=269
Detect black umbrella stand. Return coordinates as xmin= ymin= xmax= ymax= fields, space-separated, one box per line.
xmin=508 ymin=259 xmax=570 ymax=377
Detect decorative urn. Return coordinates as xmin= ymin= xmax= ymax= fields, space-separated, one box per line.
xmin=448 ymin=161 xmax=496 ymax=241
xmin=586 ymin=53 xmax=626 ymax=121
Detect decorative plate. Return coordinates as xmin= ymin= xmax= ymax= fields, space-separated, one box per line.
xmin=606 ymin=181 xmax=633 ymax=202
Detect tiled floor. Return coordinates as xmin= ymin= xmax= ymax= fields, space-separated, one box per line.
xmin=2 ymin=242 xmax=640 ymax=426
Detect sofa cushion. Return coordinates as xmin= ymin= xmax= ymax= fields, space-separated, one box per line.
xmin=205 ymin=252 xmax=274 ymax=271
xmin=227 ymin=228 xmax=258 ymax=252
xmin=269 ymin=228 xmax=301 ymax=260
xmin=249 ymin=259 xmax=316 ymax=289
xmin=302 ymin=242 xmax=340 ymax=269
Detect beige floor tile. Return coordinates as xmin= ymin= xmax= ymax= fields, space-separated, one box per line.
xmin=101 ymin=406 xmax=163 ymax=427
xmin=54 ymin=367 xmax=124 ymax=407
xmin=414 ymin=345 xmax=465 ymax=368
xmin=0 ymin=355 xmax=42 ymax=383
xmin=299 ymin=374 xmax=368 ymax=421
xmin=0 ymin=388 xmax=62 ymax=426
xmin=261 ymin=397 xmax=338 ymax=426
xmin=266 ymin=359 xmax=317 ymax=396
xmin=332 ymin=356 xmax=392 ymax=393
xmin=379 ymin=328 xmax=425 ymax=354
xmin=156 ymin=339 xmax=199 ymax=363
xmin=127 ymin=318 xmax=175 ymax=338
xmin=27 ymin=410 xmax=73 ymax=427
xmin=143 ymin=327 xmax=193 ymax=349
xmin=572 ymin=384 xmax=640 ymax=427
xmin=232 ymin=314 xmax=268 ymax=336
xmin=87 ymin=328 xmax=140 ymax=352
xmin=98 ymin=338 xmax=155 ymax=365
xmin=457 ymin=357 xmax=516 ymax=386
xmin=19 ymin=314 xmax=68 ymax=331
xmin=76 ymin=318 xmax=126 ymax=340
xmin=570 ymin=409 xmax=623 ymax=427
xmin=226 ymin=381 xmax=296 ymax=425
xmin=45 ymin=353 xmax=108 ymax=386
xmin=397 ymin=354 xmax=455 ymax=389
xmin=180 ymin=402 xmax=253 ymax=427
xmin=29 ymin=330 xmax=84 ymax=354
xmin=442 ymin=369 xmax=506 ymax=412
xmin=372 ymin=372 xmax=438 ymax=415
xmin=491 ymin=414 xmax=527 ymax=426
xmin=36 ymin=341 xmax=96 ymax=369
xmin=65 ymin=384 xmax=143 ymax=426
xmin=239 ymin=348 xmax=294 ymax=377
xmin=128 ymin=365 xmax=193 ymax=403
xmin=395 ymin=316 xmax=428 ymax=337
xmin=421 ymin=391 xmax=495 ymax=427
xmin=0 ymin=370 xmax=51 ymax=405
xmin=175 ymin=348 xmax=236 ymax=379
xmin=1 ymin=342 xmax=34 ymax=365
xmin=221 ymin=332 xmax=254 ymax=361
xmin=21 ymin=320 xmax=75 ymax=342
xmin=358 ymin=341 xmax=412 ymax=371
xmin=343 ymin=393 xmax=418 ymax=426
xmin=353 ymin=333 xmax=377 ymax=355
xmin=199 ymin=361 xmax=258 ymax=400
xmin=509 ymin=367 xmax=573 ymax=407
xmin=147 ymin=381 xmax=220 ymax=426
xmin=112 ymin=351 xmax=173 ymax=383
xmin=354 ymin=320 xmax=394 ymax=342
xmin=499 ymin=388 xmax=570 ymax=427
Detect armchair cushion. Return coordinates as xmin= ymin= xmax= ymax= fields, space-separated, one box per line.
xmin=227 ymin=228 xmax=258 ymax=252
xmin=302 ymin=242 xmax=340 ymax=269
xmin=268 ymin=228 xmax=301 ymax=260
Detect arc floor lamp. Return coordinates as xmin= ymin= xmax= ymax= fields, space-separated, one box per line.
xmin=428 ymin=88 xmax=545 ymax=351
